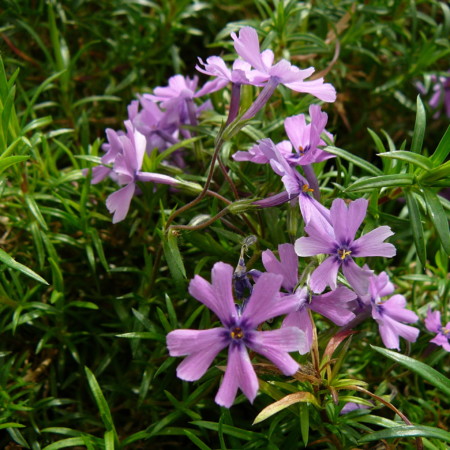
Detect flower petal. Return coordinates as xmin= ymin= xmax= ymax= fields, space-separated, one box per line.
xmin=283 ymin=308 xmax=312 ymax=354
xmin=242 ymin=273 xmax=299 ymax=328
xmin=188 ymin=262 xmax=238 ymax=327
xmin=262 ymin=244 xmax=298 ymax=292
xmin=352 ymin=226 xmax=396 ymax=257
xmin=342 ymin=259 xmax=372 ymax=297
xmin=425 ymin=308 xmax=442 ymax=333
xmin=247 ymin=328 xmax=303 ymax=374
xmin=215 ymin=344 xmax=258 ymax=407
xmin=310 ymin=287 xmax=356 ymax=326
xmin=106 ymin=183 xmax=136 ymax=223
xmin=309 ymin=256 xmax=340 ymax=293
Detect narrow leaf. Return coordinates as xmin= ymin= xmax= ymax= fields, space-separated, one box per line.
xmin=423 ymin=189 xmax=450 ymax=254
xmin=253 ymin=392 xmax=319 ymax=424
xmin=411 ymin=95 xmax=426 ymax=154
xmin=430 ymin=125 xmax=450 ymax=165
xmin=324 ymin=146 xmax=383 ymax=176
xmin=359 ymin=425 xmax=450 ymax=444
xmin=378 ymin=151 xmax=433 ymax=171
xmin=0 ymin=248 xmax=48 ymax=284
xmin=162 ymin=230 xmax=187 ymax=287
xmin=371 ymin=346 xmax=450 ymax=397
xmin=404 ymin=189 xmax=427 ymax=266
xmin=346 ymin=174 xmax=414 ymax=192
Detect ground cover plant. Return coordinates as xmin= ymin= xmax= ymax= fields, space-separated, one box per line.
xmin=0 ymin=0 xmax=449 ymax=448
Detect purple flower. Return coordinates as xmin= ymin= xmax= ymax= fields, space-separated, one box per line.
xmin=247 ymin=139 xmax=331 ymax=226
xmin=366 ymin=273 xmax=419 ymax=350
xmin=231 ymin=27 xmax=336 ymax=102
xmin=283 ymin=105 xmax=335 ymax=166
xmin=166 ymin=262 xmax=305 ymax=408
xmin=416 ymin=73 xmax=450 ymax=118
xmin=262 ymin=243 xmax=356 ymax=352
xmin=295 ymin=198 xmax=396 ymax=294
xmin=233 ymin=140 xmax=293 ymax=164
xmin=425 ymin=308 xmax=450 ymax=352
xmin=196 ymin=56 xmax=252 ymax=88
xmin=105 ymin=121 xmax=177 ymax=223
xmin=340 ymin=402 xmax=371 ymax=415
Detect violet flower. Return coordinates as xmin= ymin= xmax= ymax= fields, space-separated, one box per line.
xmin=262 ymin=243 xmax=356 ymax=352
xmin=295 ymin=198 xmax=396 ymax=294
xmin=363 ymin=272 xmax=419 ymax=350
xmin=425 ymin=308 xmax=450 ymax=352
xmin=283 ymin=105 xmax=334 ymax=166
xmin=166 ymin=262 xmax=305 ymax=408
xmin=196 ymin=56 xmax=252 ymax=89
xmin=416 ymin=73 xmax=450 ymax=118
xmin=255 ymin=139 xmax=331 ymax=226
xmin=233 ymin=140 xmax=293 ymax=164
xmin=105 ymin=121 xmax=178 ymax=223
xmin=231 ymin=27 xmax=336 ymax=103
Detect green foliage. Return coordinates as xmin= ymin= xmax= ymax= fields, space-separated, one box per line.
xmin=0 ymin=0 xmax=449 ymax=449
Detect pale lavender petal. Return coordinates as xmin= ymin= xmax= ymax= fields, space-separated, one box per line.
xmin=425 ymin=308 xmax=441 ymax=333
xmin=369 ymin=272 xmax=394 ymax=299
xmin=310 ymin=286 xmax=356 ymax=325
xmin=284 ymin=78 xmax=337 ymax=102
xmin=340 ymin=402 xmax=371 ymax=414
xmin=353 ymin=226 xmax=396 ymax=257
xmin=136 ymin=172 xmax=177 ymax=185
xmin=167 ymin=328 xmax=227 ymax=356
xmin=377 ymin=315 xmax=420 ymax=349
xmin=247 ymin=328 xmax=303 ymax=374
xmin=284 ymin=114 xmax=308 ymax=152
xmin=106 ymin=183 xmax=136 ymax=223
xmin=342 ymin=259 xmax=371 ymax=297
xmin=382 ymin=295 xmax=418 ymax=323
xmin=241 ymin=273 xmax=289 ymax=328
xmin=430 ymin=334 xmax=450 ymax=352
xmin=300 ymin=195 xmax=332 ymax=229
xmin=188 ymin=263 xmax=237 ymax=326
xmin=270 ymin=60 xmax=315 ymax=84
xmin=167 ymin=328 xmax=228 ymax=381
xmin=309 ymin=256 xmax=340 ymax=293
xmin=231 ymin=27 xmax=265 ymax=72
xmin=196 ymin=78 xmax=229 ymax=97
xmin=261 ymin=244 xmax=298 ymax=292
xmin=294 ymin=235 xmax=334 ymax=257
xmin=331 ymin=198 xmax=368 ymax=244
xmin=90 ymin=165 xmax=111 ymax=184
xmin=215 ymin=344 xmax=258 ymax=407
xmin=283 ymin=308 xmax=312 ymax=354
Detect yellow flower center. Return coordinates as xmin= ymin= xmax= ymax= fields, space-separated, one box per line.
xmin=230 ymin=327 xmax=244 ymax=339
xmin=302 ymin=184 xmax=314 ymax=193
xmin=338 ymin=249 xmax=352 ymax=260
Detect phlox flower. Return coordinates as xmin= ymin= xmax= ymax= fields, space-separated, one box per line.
xmin=105 ymin=121 xmax=177 ymax=223
xmin=166 ymin=262 xmax=305 ymax=408
xmin=284 ymin=104 xmax=335 ymax=165
xmin=416 ymin=72 xmax=450 ymax=118
xmin=425 ymin=308 xmax=450 ymax=352
xmin=363 ymin=272 xmax=419 ymax=350
xmin=295 ymin=198 xmax=396 ymax=294
xmin=231 ymin=27 xmax=336 ymax=103
xmin=262 ymin=243 xmax=356 ymax=352
xmin=253 ymin=139 xmax=331 ymax=226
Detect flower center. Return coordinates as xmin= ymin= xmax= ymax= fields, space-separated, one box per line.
xmin=442 ymin=326 xmax=450 ymax=336
xmin=338 ymin=248 xmax=352 ymax=260
xmin=299 ymin=145 xmax=310 ymax=155
xmin=302 ymin=184 xmax=314 ymax=193
xmin=230 ymin=327 xmax=244 ymax=340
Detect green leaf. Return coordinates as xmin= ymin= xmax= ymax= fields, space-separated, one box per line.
xmin=378 ymin=151 xmax=433 ymax=171
xmin=43 ymin=438 xmax=88 ymax=450
xmin=419 ymin=160 xmax=450 ymax=184
xmin=359 ymin=425 xmax=450 ymax=444
xmin=411 ymin=95 xmax=426 ymax=154
xmin=371 ymin=346 xmax=450 ymax=397
xmin=0 ymin=248 xmax=48 ymax=284
xmin=84 ymin=367 xmax=118 ymax=441
xmin=404 ymin=189 xmax=427 ymax=266
xmin=430 ymin=125 xmax=450 ymax=165
xmin=0 ymin=156 xmax=29 ymax=174
xmin=253 ymin=392 xmax=319 ymax=424
xmin=184 ymin=429 xmax=212 ymax=450
xmin=346 ymin=174 xmax=414 ymax=192
xmin=423 ymin=189 xmax=450 ymax=255
xmin=162 ymin=230 xmax=187 ymax=288
xmin=324 ymin=146 xmax=383 ymax=176
xmin=191 ymin=421 xmax=264 ymax=441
